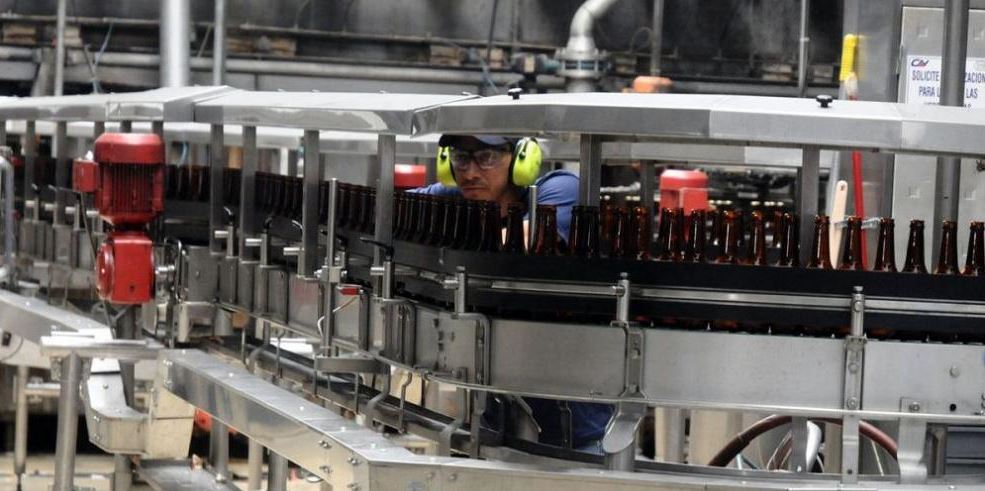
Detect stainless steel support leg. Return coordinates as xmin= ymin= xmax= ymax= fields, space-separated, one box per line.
xmin=374 ymin=134 xmax=396 ymax=267
xmin=798 ymin=146 xmax=821 ymax=266
xmin=655 ymin=407 xmax=686 ymax=463
xmin=13 ymin=365 xmax=28 ymax=487
xmin=300 ymin=129 xmax=322 ymax=277
xmin=578 ymin=134 xmax=602 ymax=207
xmin=54 ymin=121 xmax=68 ymax=225
xmin=210 ymin=420 xmax=230 ymax=482
xmin=267 ymin=451 xmax=289 ymax=491
xmin=113 ymin=454 xmax=132 ymax=491
xmin=247 ymin=439 xmax=263 ymax=491
xmin=209 ymin=124 xmax=225 ymax=254
xmin=52 ymin=352 xmax=82 ymax=491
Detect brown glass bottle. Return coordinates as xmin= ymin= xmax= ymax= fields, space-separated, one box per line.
xmin=392 ymin=194 xmax=406 ymax=239
xmin=440 ymin=198 xmax=461 ymax=247
xmin=425 ymin=196 xmax=446 ymax=245
xmin=334 ymin=182 xmax=349 ymax=228
xmin=570 ymin=205 xmax=600 ymax=258
xmin=745 ymin=211 xmax=768 ymax=266
xmin=806 ymin=215 xmax=833 ymax=269
xmin=407 ymin=195 xmax=427 ymax=243
xmin=610 ymin=207 xmax=631 ymax=258
xmin=450 ymin=200 xmax=471 ymax=249
xmin=477 ymin=201 xmax=502 ymax=252
xmin=628 ymin=205 xmax=652 ymax=260
xmin=902 ymin=220 xmax=927 ymax=273
xmin=344 ymin=185 xmax=360 ymax=230
xmin=361 ymin=188 xmax=376 ymax=233
xmin=532 ymin=205 xmax=559 ymax=256
xmin=599 ymin=201 xmax=616 ymax=258
xmin=873 ymin=217 xmax=897 ymax=272
xmin=716 ymin=211 xmax=741 ymax=264
xmin=838 ymin=216 xmax=865 ymax=270
xmin=684 ymin=209 xmax=707 ymax=262
xmin=657 ymin=208 xmax=683 ymax=261
xmin=503 ymin=202 xmax=526 ymax=254
xmin=964 ymin=221 xmax=985 ymax=276
xmin=771 ymin=210 xmax=785 ymax=249
xmin=935 ymin=220 xmax=960 ymax=275
xmin=776 ymin=213 xmax=799 ymax=267
xmin=655 ymin=207 xmax=671 ymax=259
xmin=464 ymin=201 xmax=483 ymax=250
xmin=709 ymin=209 xmax=724 ymax=247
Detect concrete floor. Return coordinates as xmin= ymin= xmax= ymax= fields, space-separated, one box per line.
xmin=0 ymin=454 xmax=324 ymax=490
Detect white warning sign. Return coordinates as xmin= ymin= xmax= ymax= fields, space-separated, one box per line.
xmin=905 ymin=55 xmax=985 ymax=108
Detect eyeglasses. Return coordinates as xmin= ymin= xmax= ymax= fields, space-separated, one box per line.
xmin=450 ymin=148 xmax=510 ymax=171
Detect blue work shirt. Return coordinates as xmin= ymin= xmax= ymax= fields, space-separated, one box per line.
xmin=411 ymin=170 xmax=579 ymax=240
xmin=412 ymin=169 xmax=614 ymax=448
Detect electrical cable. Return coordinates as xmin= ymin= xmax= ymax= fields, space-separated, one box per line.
xmin=485 ymin=0 xmax=500 ymax=72
xmin=74 ymin=190 xmax=114 ymax=328
xmin=196 ymin=25 xmax=214 ymax=59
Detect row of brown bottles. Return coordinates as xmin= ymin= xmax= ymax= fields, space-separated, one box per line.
xmin=805 ymin=216 xmax=985 ymax=276
xmin=335 ymin=183 xmax=376 ymax=233
xmin=392 ymin=192 xmax=503 ymax=252
xmin=335 ymin=181 xmax=985 ymax=276
xmin=159 ymin=164 xmax=242 ymax=204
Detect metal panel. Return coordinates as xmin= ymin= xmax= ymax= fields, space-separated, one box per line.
xmin=287 ymin=274 xmax=321 ymax=339
xmin=194 ymin=91 xmax=474 ymax=134
xmin=894 ymin=6 xmax=985 ymax=266
xmin=489 ymin=319 xmax=624 ymax=397
xmin=415 ymin=92 xmax=985 ymax=157
xmin=105 ymin=86 xmax=235 ymax=122
xmin=643 ymin=329 xmax=845 ymax=411
xmin=863 ymin=340 xmax=985 ymax=415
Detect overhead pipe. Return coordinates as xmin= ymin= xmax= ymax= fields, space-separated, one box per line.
xmin=650 ymin=0 xmax=664 ymax=76
xmin=88 ymin=51 xmax=566 ymax=89
xmin=560 ymin=0 xmax=620 ymax=92
xmin=932 ymin=0 xmax=969 ymax=259
xmin=159 ymin=0 xmax=191 ymax=87
xmin=54 ymin=0 xmax=67 ymax=95
xmin=797 ymin=0 xmax=811 ymax=97
xmin=213 ymin=0 xmax=226 ymax=85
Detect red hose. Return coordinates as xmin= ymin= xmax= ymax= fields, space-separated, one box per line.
xmin=851 ymin=150 xmax=868 ymax=268
xmin=708 ymin=415 xmax=897 ymax=467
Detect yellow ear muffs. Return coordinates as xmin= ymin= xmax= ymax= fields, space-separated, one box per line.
xmin=436 ymin=146 xmax=457 ymax=187
xmin=509 ymin=137 xmax=542 ymax=187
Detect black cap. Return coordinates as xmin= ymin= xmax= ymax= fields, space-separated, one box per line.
xmin=438 ymin=135 xmax=513 ymax=148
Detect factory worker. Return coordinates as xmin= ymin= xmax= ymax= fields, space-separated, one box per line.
xmin=413 ymin=134 xmax=614 ymax=452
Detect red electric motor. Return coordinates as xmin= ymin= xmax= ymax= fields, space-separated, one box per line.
xmin=74 ymin=133 xmax=165 ymax=304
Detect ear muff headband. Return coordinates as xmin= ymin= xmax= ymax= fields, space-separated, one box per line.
xmin=436 ymin=137 xmax=543 ymax=188
xmin=436 ymin=146 xmax=457 ymax=187
xmin=509 ymin=137 xmax=542 ymax=187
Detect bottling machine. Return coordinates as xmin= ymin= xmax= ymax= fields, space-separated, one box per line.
xmin=0 ymin=86 xmax=983 ymax=491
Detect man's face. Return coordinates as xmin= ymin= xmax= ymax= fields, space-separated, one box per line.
xmin=450 ymin=141 xmax=512 ymax=201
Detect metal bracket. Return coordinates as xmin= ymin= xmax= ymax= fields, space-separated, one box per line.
xmin=314 ymin=354 xmax=384 ymax=374
xmin=442 ymin=266 xmax=469 ymax=316
xmin=898 ymin=397 xmax=929 ymax=484
xmin=840 ymin=285 xmax=866 ymax=483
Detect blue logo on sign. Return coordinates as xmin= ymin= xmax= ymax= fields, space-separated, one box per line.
xmin=911 ymin=58 xmax=931 ymax=67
